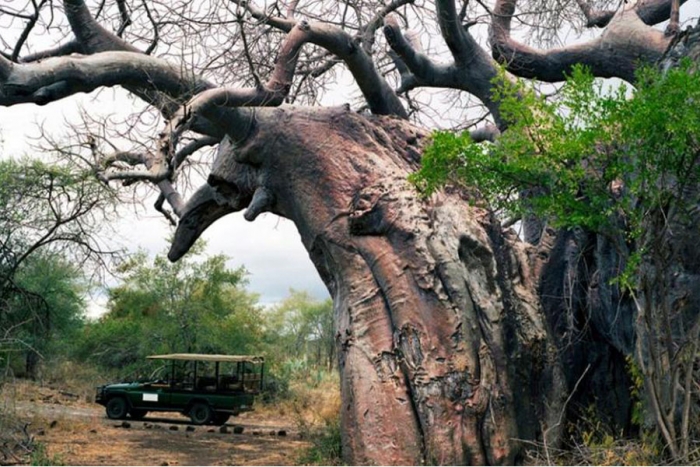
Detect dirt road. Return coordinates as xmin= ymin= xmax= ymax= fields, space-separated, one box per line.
xmin=6 ymin=383 xmax=310 ymax=465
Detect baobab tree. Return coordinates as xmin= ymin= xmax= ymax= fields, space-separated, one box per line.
xmin=0 ymin=0 xmax=697 ymax=464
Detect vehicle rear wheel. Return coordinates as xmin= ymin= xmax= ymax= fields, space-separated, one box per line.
xmin=130 ymin=409 xmax=148 ymax=420
xmin=106 ymin=397 xmax=128 ymax=420
xmin=212 ymin=412 xmax=230 ymax=425
xmin=189 ymin=402 xmax=213 ymax=425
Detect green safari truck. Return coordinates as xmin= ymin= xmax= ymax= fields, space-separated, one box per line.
xmin=95 ymin=353 xmax=264 ymax=425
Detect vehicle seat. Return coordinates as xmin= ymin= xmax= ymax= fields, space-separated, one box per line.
xmin=220 ymin=375 xmax=242 ymax=390
xmin=196 ymin=376 xmax=217 ymax=390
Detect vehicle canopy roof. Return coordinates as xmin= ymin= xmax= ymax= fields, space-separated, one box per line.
xmin=146 ymin=353 xmax=264 ymax=364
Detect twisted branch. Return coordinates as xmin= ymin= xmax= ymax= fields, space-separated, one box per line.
xmin=490 ymin=0 xmax=679 ymax=83
xmin=230 ymin=0 xmax=407 ymax=118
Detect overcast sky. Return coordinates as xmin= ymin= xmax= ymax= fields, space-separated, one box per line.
xmin=0 ymin=95 xmax=330 ymax=316
xmin=2 ymin=0 xmax=698 ymax=317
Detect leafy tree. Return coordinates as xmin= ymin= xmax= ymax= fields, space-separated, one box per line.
xmin=413 ymin=63 xmax=700 ymax=461
xmin=75 ymin=244 xmax=263 ymax=377
xmin=0 ymin=157 xmax=115 ymax=378
xmin=265 ymin=290 xmax=335 ymax=373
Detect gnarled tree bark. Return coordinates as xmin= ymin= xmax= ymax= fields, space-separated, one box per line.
xmin=1 ymin=0 xmax=697 ymax=463
xmin=168 ymin=106 xmax=565 ymax=464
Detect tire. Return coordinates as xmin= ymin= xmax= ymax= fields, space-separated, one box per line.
xmin=212 ymin=412 xmax=230 ymax=425
xmin=189 ymin=402 xmax=213 ymax=425
xmin=106 ymin=397 xmax=128 ymax=420
xmin=130 ymin=409 xmax=148 ymax=420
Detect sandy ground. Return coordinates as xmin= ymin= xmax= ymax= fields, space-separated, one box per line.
xmin=2 ymin=382 xmax=310 ymax=466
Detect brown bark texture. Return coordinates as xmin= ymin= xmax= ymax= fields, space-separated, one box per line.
xmin=169 ymin=106 xmax=566 ymax=464
xmin=1 ymin=0 xmax=698 ymax=464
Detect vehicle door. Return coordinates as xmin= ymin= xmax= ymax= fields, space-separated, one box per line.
xmin=137 ymin=364 xmax=172 ymax=409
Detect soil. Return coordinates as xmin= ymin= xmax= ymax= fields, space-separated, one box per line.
xmin=2 ymin=382 xmax=310 ymax=465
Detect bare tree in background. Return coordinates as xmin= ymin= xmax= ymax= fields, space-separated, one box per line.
xmin=0 ymin=0 xmax=698 ymax=463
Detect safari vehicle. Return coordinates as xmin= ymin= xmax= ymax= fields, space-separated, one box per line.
xmin=95 ymin=354 xmax=264 ymax=425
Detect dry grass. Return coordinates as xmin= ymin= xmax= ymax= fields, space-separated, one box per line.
xmin=261 ymin=372 xmax=340 ymax=430
xmin=2 ymin=378 xmax=312 ymax=466
xmin=40 ymin=360 xmax=113 ymax=404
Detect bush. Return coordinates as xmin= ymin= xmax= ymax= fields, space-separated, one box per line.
xmin=297 ymin=415 xmax=342 ymax=466
xmin=29 ymin=442 xmax=63 ymax=466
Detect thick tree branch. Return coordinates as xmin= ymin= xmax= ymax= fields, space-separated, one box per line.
xmin=0 ymin=56 xmax=11 ymax=82
xmin=19 ymin=41 xmax=82 ymax=63
xmin=361 ymin=0 xmax=415 ymax=55
xmin=63 ymin=0 xmax=140 ymax=54
xmin=169 ymin=21 xmax=311 ymax=128
xmin=99 ymin=22 xmax=320 ymax=220
xmin=574 ymin=0 xmax=616 ymax=28
xmin=490 ymin=0 xmax=673 ymax=82
xmin=0 ymin=51 xmax=202 ymax=107
xmin=384 ymin=17 xmax=440 ymax=92
xmin=575 ymin=0 xmax=688 ymax=30
xmin=435 ymin=0 xmax=479 ymax=64
xmin=173 ymin=136 xmax=220 ymax=169
xmin=384 ymin=14 xmax=507 ymax=128
xmin=231 ymin=0 xmax=407 ymax=118
xmin=61 ymin=0 xmax=211 ymax=118
xmin=636 ymin=0 xmax=689 ymax=26
xmin=666 ymin=0 xmax=681 ymax=35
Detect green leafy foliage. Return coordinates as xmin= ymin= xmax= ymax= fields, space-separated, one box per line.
xmin=414 ymin=62 xmax=700 ymax=463
xmin=296 ymin=414 xmax=342 ymax=465
xmin=29 ymin=441 xmax=63 ymax=466
xmin=412 ymin=63 xmax=700 ymax=241
xmin=0 ymin=156 xmax=116 ymax=378
xmin=73 ymin=244 xmax=263 ymax=377
xmin=260 ymin=290 xmax=334 ymax=400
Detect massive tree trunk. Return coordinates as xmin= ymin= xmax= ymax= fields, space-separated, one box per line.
xmin=170 ymin=106 xmax=566 ymax=464
xmin=2 ymin=0 xmax=697 ymax=463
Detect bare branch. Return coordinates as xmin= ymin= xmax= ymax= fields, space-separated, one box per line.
xmin=636 ymin=0 xmax=689 ymax=26
xmin=63 ymin=0 xmax=140 ymax=54
xmin=384 ymin=14 xmax=507 ymax=128
xmin=231 ymin=0 xmax=407 ymax=118
xmin=490 ymin=0 xmax=673 ymax=83
xmin=19 ymin=41 xmax=82 ymax=63
xmin=361 ymin=0 xmax=415 ymax=55
xmin=574 ymin=0 xmax=616 ymax=28
xmin=154 ymin=193 xmax=178 ymax=226
xmin=236 ymin=11 xmax=264 ymax=88
xmin=665 ymin=0 xmax=681 ymax=36
xmin=173 ymin=136 xmax=220 ymax=170
xmin=286 ymin=0 xmax=300 ymax=19
xmin=435 ymin=0 xmax=479 ymax=64
xmin=384 ymin=16 xmax=440 ymax=90
xmin=11 ymin=0 xmax=49 ymax=62
xmin=0 ymin=51 xmax=204 ymax=107
xmin=97 ymin=21 xmax=318 ymax=220
xmin=142 ymin=1 xmax=159 ymax=55
xmin=60 ymin=0 xmax=213 ymax=118
xmin=115 ymin=0 xmax=133 ymax=37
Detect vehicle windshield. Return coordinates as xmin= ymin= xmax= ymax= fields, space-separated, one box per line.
xmin=148 ymin=365 xmax=169 ymax=382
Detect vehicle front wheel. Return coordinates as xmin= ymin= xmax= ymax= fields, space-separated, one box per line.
xmin=106 ymin=397 xmax=128 ymax=420
xmin=212 ymin=412 xmax=230 ymax=425
xmin=130 ymin=409 xmax=148 ymax=420
xmin=189 ymin=402 xmax=213 ymax=425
